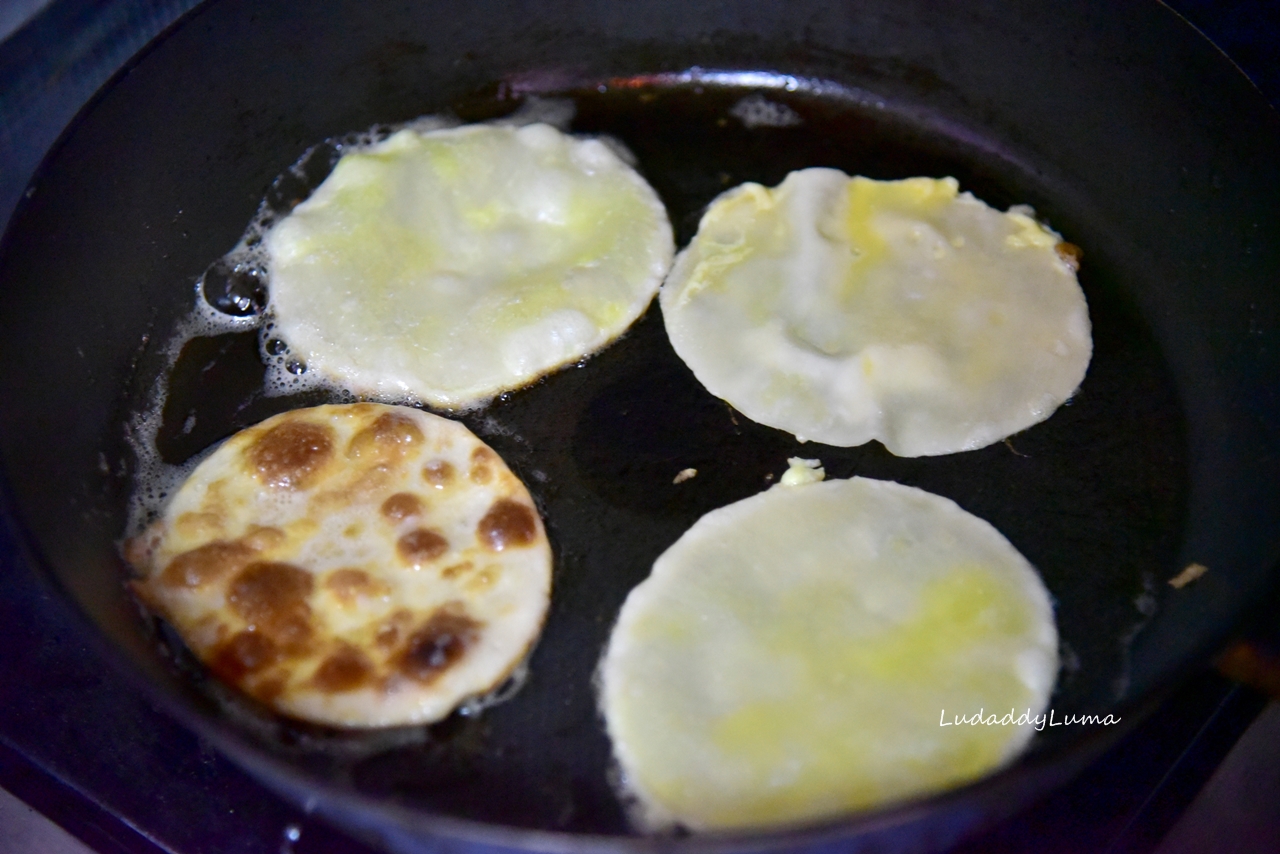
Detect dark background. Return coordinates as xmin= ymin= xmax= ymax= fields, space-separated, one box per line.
xmin=0 ymin=1 xmax=1277 ymax=853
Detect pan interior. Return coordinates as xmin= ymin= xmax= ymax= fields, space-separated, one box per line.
xmin=91 ymin=79 xmax=1186 ymax=834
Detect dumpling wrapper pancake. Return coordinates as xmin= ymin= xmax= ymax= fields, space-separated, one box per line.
xmin=659 ymin=169 xmax=1092 ymax=456
xmin=266 ymin=122 xmax=675 ymax=408
xmin=600 ymin=475 xmax=1058 ymax=831
xmin=126 ymin=403 xmax=551 ymax=728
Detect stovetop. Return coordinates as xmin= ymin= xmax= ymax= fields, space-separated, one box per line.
xmin=1 ymin=2 xmax=1277 ymax=852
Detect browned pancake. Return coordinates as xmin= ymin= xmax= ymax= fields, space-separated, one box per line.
xmin=127 ymin=403 xmax=552 ymax=727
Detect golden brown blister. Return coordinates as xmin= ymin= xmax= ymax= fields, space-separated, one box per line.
xmin=127 ymin=403 xmax=551 ymax=728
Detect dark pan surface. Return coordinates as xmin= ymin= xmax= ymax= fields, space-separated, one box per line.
xmin=1 ymin=0 xmax=1277 ymax=850
xmin=127 ymin=80 xmax=1189 ymax=835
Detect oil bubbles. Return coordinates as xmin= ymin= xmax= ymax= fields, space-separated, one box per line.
xmin=201 ymin=258 xmax=266 ymax=317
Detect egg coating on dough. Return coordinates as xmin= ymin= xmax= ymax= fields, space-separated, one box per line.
xmin=659 ymin=169 xmax=1092 ymax=456
xmin=127 ymin=403 xmax=551 ymax=728
xmin=266 ymin=123 xmax=675 ymax=408
xmin=600 ymin=475 xmax=1058 ymax=831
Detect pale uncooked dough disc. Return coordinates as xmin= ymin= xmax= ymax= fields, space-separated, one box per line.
xmin=659 ymin=169 xmax=1092 ymax=455
xmin=127 ymin=403 xmax=552 ymax=728
xmin=600 ymin=475 xmax=1058 ymax=831
xmin=266 ymin=122 xmax=674 ymax=408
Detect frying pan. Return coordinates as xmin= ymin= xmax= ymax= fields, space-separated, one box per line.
xmin=0 ymin=0 xmax=1277 ymax=851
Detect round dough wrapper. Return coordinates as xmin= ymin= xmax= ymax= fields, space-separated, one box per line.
xmin=659 ymin=169 xmax=1092 ymax=456
xmin=127 ymin=403 xmax=551 ymax=728
xmin=267 ymin=122 xmax=675 ymax=408
xmin=600 ymin=476 xmax=1058 ymax=831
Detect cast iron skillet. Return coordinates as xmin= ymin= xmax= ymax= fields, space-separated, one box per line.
xmin=0 ymin=0 xmax=1277 ymax=851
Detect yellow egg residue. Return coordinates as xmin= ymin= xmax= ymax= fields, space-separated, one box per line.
xmin=659 ymin=168 xmax=1092 ymax=456
xmin=838 ymin=175 xmax=959 ymax=289
xmin=266 ymin=122 xmax=675 ymax=408
xmin=600 ymin=476 xmax=1057 ymax=832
